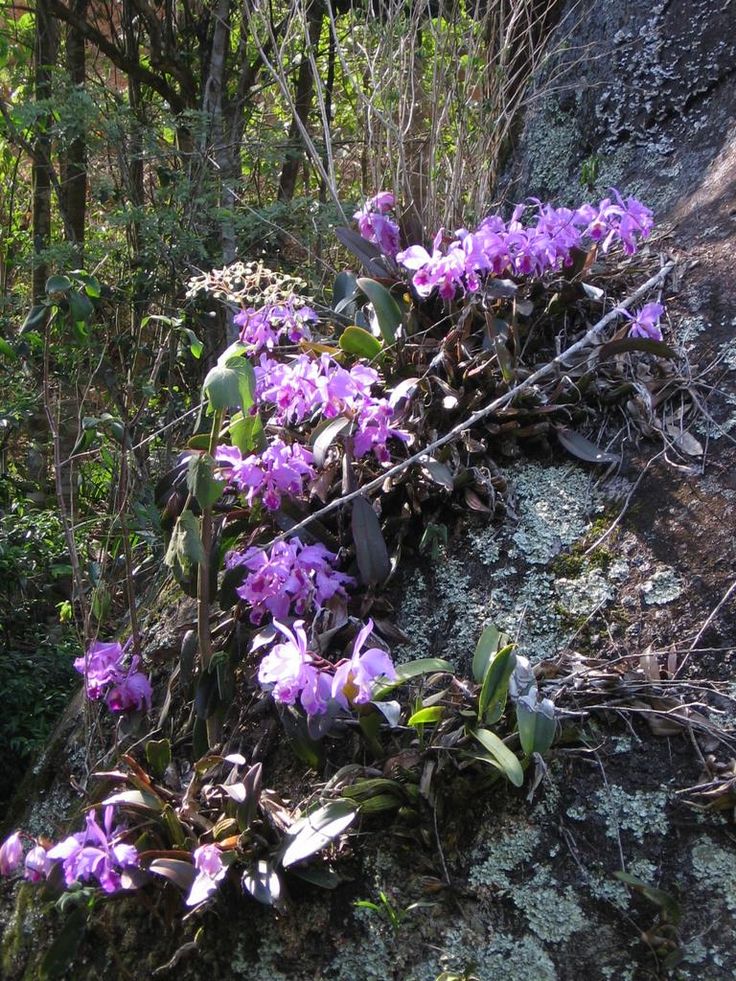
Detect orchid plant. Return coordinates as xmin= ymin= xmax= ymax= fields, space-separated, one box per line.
xmin=4 ymin=186 xmax=678 ymax=931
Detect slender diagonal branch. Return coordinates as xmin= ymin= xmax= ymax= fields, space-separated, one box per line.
xmin=266 ymin=260 xmax=675 ymax=548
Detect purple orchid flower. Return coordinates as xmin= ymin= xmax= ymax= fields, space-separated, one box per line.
xmin=48 ymin=807 xmax=138 ymax=894
xmin=396 ymin=191 xmax=653 ymax=300
xmin=186 ymin=844 xmax=227 ymax=906
xmin=256 ymin=619 xmax=335 ymax=717
xmin=105 ymin=658 xmax=153 ymax=713
xmin=231 ymin=537 xmax=353 ymax=626
xmin=73 ymin=640 xmax=125 ymax=700
xmin=24 ymin=845 xmax=50 ymax=883
xmin=354 ymin=192 xmax=401 ymax=256
xmin=331 ymin=619 xmax=397 ymax=709
xmin=0 ymin=832 xmax=23 ymax=875
xmin=74 ymin=639 xmax=152 ymax=715
xmin=235 ymin=301 xmax=317 ymax=352
xmin=620 ymin=302 xmax=665 ymax=341
xmin=216 ymin=438 xmax=315 ymax=511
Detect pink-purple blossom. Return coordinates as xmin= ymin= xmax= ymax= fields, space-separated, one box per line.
xmin=235 ymin=301 xmax=318 ymax=352
xmin=74 ymin=640 xmax=152 ymax=714
xmin=47 ymin=807 xmax=138 ymax=894
xmin=229 ymin=537 xmax=354 ymax=625
xmin=105 ymin=664 xmax=153 ymax=713
xmin=255 ymin=353 xmax=380 ymax=425
xmin=254 ymin=354 xmax=408 ymax=461
xmin=215 ymin=439 xmax=315 ymax=511
xmin=24 ymin=846 xmax=50 ymax=883
xmin=393 ymin=191 xmax=654 ymax=300
xmin=621 ymin=302 xmax=665 ymax=342
xmin=257 ymin=618 xmax=396 ymax=717
xmin=354 ymin=192 xmax=401 ymax=256
xmin=0 ymin=832 xmax=23 ymax=875
xmin=331 ymin=619 xmax=397 ymax=709
xmin=187 ymin=844 xmax=227 ymax=906
xmin=353 ymin=399 xmax=410 ymax=462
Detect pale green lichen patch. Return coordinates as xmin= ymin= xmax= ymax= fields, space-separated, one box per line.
xmin=695 ymin=390 xmax=736 ymax=441
xmin=556 ymin=567 xmax=614 ymax=616
xmin=469 ymin=821 xmax=542 ymax=890
xmin=593 ymin=785 xmax=669 ymax=843
xmin=675 ymin=315 xmax=709 ymax=345
xmin=393 ymin=550 xmax=490 ymax=666
xmin=690 ymin=838 xmax=736 ymax=914
xmin=508 ymin=463 xmax=599 ymax=566
xmin=513 ymin=868 xmax=589 ymax=942
xmin=422 ymin=927 xmax=558 ymax=981
xmin=468 ymin=818 xmax=589 ymax=945
xmin=395 ymin=461 xmax=603 ymax=666
xmin=641 ymin=567 xmax=682 ymax=605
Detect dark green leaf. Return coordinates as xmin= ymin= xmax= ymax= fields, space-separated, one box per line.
xmin=334 ymin=227 xmax=387 ymax=276
xmin=203 ymin=357 xmax=255 ymax=414
xmin=312 ymin=415 xmax=351 ymax=467
xmin=599 ymin=337 xmax=677 ymax=360
xmin=516 ymin=696 xmax=556 ymax=756
xmin=194 ymin=669 xmax=220 ymax=720
xmin=472 ymin=624 xmax=511 ymax=684
xmin=165 ymin=510 xmax=205 ymax=572
xmin=281 ymin=800 xmax=358 ymax=868
xmin=229 ymin=410 xmax=266 ymax=454
xmin=45 ymin=274 xmax=72 ymax=295
xmin=102 ymin=789 xmax=164 ymax=812
xmin=357 ymin=277 xmax=401 ymax=345
xmin=21 ymin=304 xmax=49 ymax=333
xmin=478 ymin=644 xmax=516 ymax=725
xmin=333 ymin=271 xmax=358 ymax=308
xmin=188 ymin=433 xmax=211 ymax=451
xmin=352 ymin=494 xmax=390 ymax=584
xmin=149 ymin=858 xmax=196 ymax=892
xmin=187 ymin=453 xmax=225 ymax=510
xmin=471 ymin=728 xmax=524 ymax=787
xmin=145 ymin=738 xmax=172 ymax=780
xmin=373 ymin=657 xmax=454 ymax=698
xmin=242 ymin=862 xmax=282 ymax=905
xmin=419 ymin=456 xmax=454 ymax=492
xmin=288 ymin=863 xmax=342 ymax=889
xmin=556 ymin=427 xmax=620 ymax=465
xmin=68 ymin=289 xmax=94 ymax=324
xmin=339 ymin=325 xmax=382 ymax=359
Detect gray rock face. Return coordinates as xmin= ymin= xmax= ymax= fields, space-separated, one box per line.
xmin=510 ymin=0 xmax=736 ymax=216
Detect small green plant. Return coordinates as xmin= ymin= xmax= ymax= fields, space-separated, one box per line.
xmin=354 ymin=890 xmax=424 ymax=931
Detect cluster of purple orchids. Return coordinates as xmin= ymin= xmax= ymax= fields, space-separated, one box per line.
xmin=216 ymin=438 xmax=315 ymax=511
xmin=0 ymin=807 xmax=138 ymax=895
xmin=254 ymin=352 xmax=408 ymax=462
xmin=354 ymin=191 xmax=665 ymax=340
xmin=74 ymin=639 xmax=152 ymax=714
xmin=258 ymin=618 xmax=397 ymax=717
xmin=234 ymin=300 xmax=318 ymax=352
xmin=226 ymin=537 xmax=354 ymax=625
xmin=356 ymin=190 xmax=654 ymax=300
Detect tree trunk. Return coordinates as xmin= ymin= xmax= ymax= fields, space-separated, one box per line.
xmin=60 ymin=0 xmax=87 ymax=259
xmin=277 ymin=1 xmax=324 ymax=204
xmin=32 ymin=0 xmax=59 ymax=301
